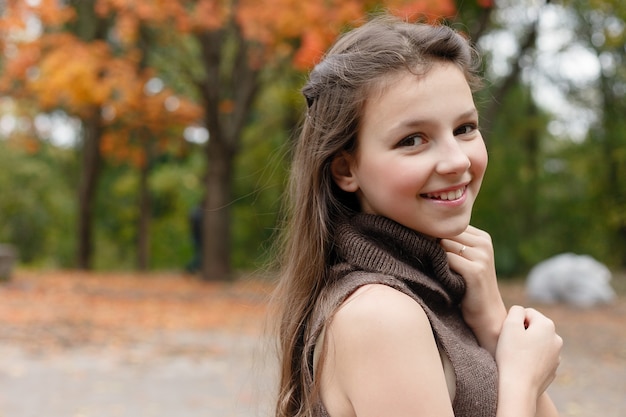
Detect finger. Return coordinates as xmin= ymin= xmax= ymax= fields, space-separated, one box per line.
xmin=440 ymin=238 xmax=471 ymax=255
xmin=463 ymin=225 xmax=489 ymax=238
xmin=522 ymin=308 xmax=547 ymax=326
xmin=440 ymin=232 xmax=485 ymax=252
xmin=505 ymin=305 xmax=526 ymax=324
xmin=454 ymin=244 xmax=469 ymax=257
xmin=524 ymin=309 xmax=559 ymax=337
xmin=522 ymin=308 xmax=543 ymax=330
xmin=441 ymin=246 xmax=471 ymax=266
xmin=446 ymin=228 xmax=493 ymax=252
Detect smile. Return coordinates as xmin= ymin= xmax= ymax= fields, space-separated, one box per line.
xmin=422 ymin=186 xmax=466 ymax=201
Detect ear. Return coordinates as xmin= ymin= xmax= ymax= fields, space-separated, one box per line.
xmin=331 ymin=152 xmax=359 ymax=193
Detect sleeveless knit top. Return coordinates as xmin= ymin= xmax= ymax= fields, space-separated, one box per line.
xmin=305 ymin=214 xmax=498 ymax=417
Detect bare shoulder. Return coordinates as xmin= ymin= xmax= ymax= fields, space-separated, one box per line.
xmin=321 ymin=284 xmax=453 ymax=417
xmin=327 ymin=283 xmax=436 ymax=365
xmin=333 ymin=283 xmax=430 ymax=332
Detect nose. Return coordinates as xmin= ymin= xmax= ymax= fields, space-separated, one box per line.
xmin=435 ymin=136 xmax=471 ymax=175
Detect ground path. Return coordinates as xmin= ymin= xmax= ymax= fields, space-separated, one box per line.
xmin=0 ymin=271 xmax=624 ymax=417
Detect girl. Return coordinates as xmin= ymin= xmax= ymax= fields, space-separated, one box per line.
xmin=272 ymin=16 xmax=562 ymax=417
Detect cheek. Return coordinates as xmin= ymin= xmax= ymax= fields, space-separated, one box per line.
xmin=357 ymin=160 xmax=425 ymax=203
xmin=375 ymin=161 xmax=427 ymax=194
xmin=395 ymin=171 xmax=429 ymax=196
xmin=470 ymin=141 xmax=488 ymax=179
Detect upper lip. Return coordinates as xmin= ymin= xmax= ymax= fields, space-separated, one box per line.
xmin=421 ymin=182 xmax=469 ymax=196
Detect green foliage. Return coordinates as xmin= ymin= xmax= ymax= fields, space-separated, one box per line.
xmin=143 ymin=30 xmax=204 ymax=101
xmin=564 ymin=0 xmax=626 ymax=266
xmin=231 ymin=68 xmax=299 ymax=270
xmin=466 ymin=0 xmax=626 ymax=274
xmin=0 ymin=87 xmax=291 ymax=273
xmin=474 ymin=77 xmax=624 ymax=275
xmin=148 ymin=152 xmax=205 ymax=269
xmin=0 ymin=141 xmax=76 ymax=267
xmin=94 ymin=165 xmax=138 ymax=269
xmin=473 ymin=85 xmax=539 ymax=275
xmin=92 ymin=150 xmax=205 ymax=270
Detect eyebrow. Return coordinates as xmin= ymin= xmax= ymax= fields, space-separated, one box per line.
xmin=457 ymin=108 xmax=479 ymax=121
xmin=395 ymin=108 xmax=479 ymax=130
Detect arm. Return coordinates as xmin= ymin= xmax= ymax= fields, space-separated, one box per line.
xmin=442 ymin=227 xmax=562 ymax=417
xmin=536 ymin=393 xmax=560 ymax=417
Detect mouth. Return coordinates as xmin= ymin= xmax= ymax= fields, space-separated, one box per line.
xmin=421 ymin=186 xmax=466 ymax=201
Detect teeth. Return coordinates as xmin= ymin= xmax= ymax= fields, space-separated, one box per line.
xmin=426 ymin=188 xmax=464 ymax=200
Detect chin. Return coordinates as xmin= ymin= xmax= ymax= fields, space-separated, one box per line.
xmin=431 ymin=223 xmax=470 ymax=239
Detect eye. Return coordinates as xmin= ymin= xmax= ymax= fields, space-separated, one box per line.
xmin=396 ymin=134 xmax=426 ymax=148
xmin=454 ymin=123 xmax=478 ymax=136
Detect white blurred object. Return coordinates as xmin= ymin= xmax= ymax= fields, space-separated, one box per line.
xmin=526 ymin=253 xmax=616 ymax=308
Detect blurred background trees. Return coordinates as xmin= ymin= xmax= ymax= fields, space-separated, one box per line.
xmin=0 ymin=0 xmax=624 ymax=280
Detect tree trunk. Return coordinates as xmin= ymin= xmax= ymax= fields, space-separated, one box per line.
xmin=482 ymin=19 xmax=539 ymax=138
xmin=522 ymin=95 xmax=540 ymax=232
xmin=197 ymin=24 xmax=260 ymax=281
xmin=137 ymin=152 xmax=151 ymax=271
xmin=76 ymin=115 xmax=103 ymax=270
xmin=599 ymin=71 xmax=626 ymax=266
xmin=72 ymin=0 xmax=108 ymax=270
xmin=202 ymin=134 xmax=234 ymax=280
xmin=135 ymin=29 xmax=156 ymax=272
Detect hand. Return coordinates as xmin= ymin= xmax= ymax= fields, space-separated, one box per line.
xmin=496 ymin=306 xmax=563 ymax=400
xmin=440 ymin=226 xmax=506 ymax=355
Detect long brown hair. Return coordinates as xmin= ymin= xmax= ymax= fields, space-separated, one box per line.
xmin=272 ymin=15 xmax=482 ymax=417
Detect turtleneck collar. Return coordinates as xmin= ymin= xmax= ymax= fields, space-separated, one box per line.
xmin=333 ymin=213 xmax=466 ymax=305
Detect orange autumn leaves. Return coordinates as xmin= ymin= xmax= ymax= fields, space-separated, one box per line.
xmin=94 ymin=0 xmax=459 ymax=71
xmin=236 ymin=0 xmax=458 ymax=69
xmin=0 ymin=1 xmax=202 ymax=165
xmin=29 ymin=33 xmax=201 ymax=166
xmin=0 ymin=0 xmax=479 ymax=163
xmin=0 ymin=270 xmax=271 ymax=349
xmin=95 ymin=0 xmax=227 ymax=42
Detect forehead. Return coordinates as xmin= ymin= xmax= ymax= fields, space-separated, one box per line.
xmin=360 ymin=63 xmax=474 ymax=128
xmin=365 ymin=60 xmax=468 ymax=101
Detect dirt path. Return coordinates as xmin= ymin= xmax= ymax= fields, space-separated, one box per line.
xmin=0 ymin=331 xmax=274 ymax=417
xmin=0 ymin=271 xmax=624 ymax=417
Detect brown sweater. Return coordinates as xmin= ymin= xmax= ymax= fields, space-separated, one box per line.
xmin=305 ymin=214 xmax=498 ymax=417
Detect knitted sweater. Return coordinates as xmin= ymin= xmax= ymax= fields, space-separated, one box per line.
xmin=305 ymin=214 xmax=498 ymax=417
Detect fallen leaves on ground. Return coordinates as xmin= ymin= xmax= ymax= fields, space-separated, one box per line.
xmin=2 ymin=269 xmax=624 ymax=417
xmin=0 ymin=270 xmax=273 ymax=353
xmin=1 ymin=269 xmax=625 ymax=363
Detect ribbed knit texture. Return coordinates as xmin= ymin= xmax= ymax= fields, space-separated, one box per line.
xmin=306 ymin=214 xmax=498 ymax=417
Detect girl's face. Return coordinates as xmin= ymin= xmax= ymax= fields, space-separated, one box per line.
xmin=332 ymin=62 xmax=487 ymax=238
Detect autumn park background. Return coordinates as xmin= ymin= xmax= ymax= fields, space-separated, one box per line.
xmin=0 ymin=0 xmax=625 ymax=416
xmin=0 ymin=0 xmax=625 ymax=280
